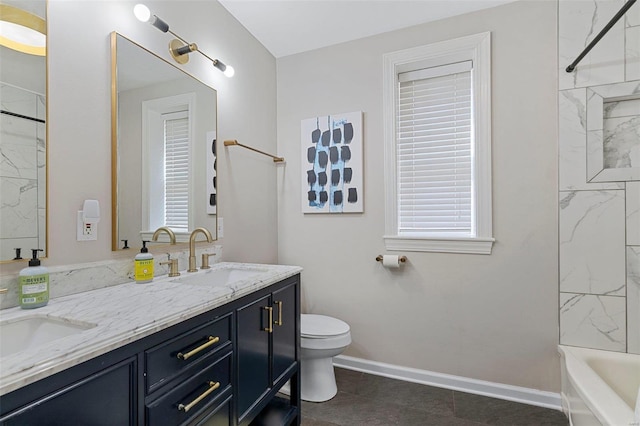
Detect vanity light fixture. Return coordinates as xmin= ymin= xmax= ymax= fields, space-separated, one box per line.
xmin=0 ymin=4 xmax=46 ymax=56
xmin=133 ymin=4 xmax=234 ymax=77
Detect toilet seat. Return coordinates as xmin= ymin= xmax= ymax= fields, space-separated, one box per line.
xmin=301 ymin=314 xmax=350 ymax=338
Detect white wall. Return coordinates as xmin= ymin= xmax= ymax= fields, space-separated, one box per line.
xmin=1 ymin=0 xmax=278 ymax=275
xmin=277 ymin=0 xmax=560 ymax=391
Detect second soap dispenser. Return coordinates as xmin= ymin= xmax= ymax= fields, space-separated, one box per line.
xmin=134 ymin=241 xmax=154 ymax=284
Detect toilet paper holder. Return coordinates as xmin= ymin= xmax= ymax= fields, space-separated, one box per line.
xmin=376 ymin=255 xmax=407 ymax=263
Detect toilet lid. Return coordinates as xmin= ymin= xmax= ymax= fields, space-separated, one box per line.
xmin=301 ymin=314 xmax=350 ymax=338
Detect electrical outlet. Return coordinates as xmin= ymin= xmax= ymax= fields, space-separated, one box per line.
xmin=83 ymin=222 xmax=95 ymax=236
xmin=77 ymin=211 xmax=98 ymax=241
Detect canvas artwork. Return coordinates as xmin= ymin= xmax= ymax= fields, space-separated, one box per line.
xmin=206 ymin=130 xmax=217 ymax=215
xmin=301 ymin=111 xmax=363 ymax=213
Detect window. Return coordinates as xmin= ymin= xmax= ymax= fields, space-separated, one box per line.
xmin=383 ymin=32 xmax=494 ymax=254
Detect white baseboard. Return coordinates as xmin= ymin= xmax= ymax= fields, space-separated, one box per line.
xmin=333 ymin=355 xmax=563 ymax=411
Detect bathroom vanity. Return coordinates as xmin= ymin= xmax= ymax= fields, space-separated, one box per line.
xmin=0 ymin=263 xmax=301 ymax=425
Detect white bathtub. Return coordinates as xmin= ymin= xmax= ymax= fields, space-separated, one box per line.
xmin=559 ymin=345 xmax=640 ymax=426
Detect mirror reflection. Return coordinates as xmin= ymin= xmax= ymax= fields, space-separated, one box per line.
xmin=112 ymin=33 xmax=217 ymax=251
xmin=0 ymin=0 xmax=47 ymax=262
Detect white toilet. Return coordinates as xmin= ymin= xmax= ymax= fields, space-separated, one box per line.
xmin=299 ymin=314 xmax=351 ymax=402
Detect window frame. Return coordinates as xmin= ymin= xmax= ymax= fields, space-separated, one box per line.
xmin=382 ymin=32 xmax=494 ymax=254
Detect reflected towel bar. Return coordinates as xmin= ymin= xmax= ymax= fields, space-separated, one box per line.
xmin=223 ymin=140 xmax=284 ymax=163
xmin=1 ymin=110 xmax=45 ymax=123
xmin=565 ymin=0 xmax=637 ymax=73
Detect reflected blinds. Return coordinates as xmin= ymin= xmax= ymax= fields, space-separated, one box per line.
xmin=163 ymin=111 xmax=189 ymax=231
xmin=397 ymin=60 xmax=474 ymax=236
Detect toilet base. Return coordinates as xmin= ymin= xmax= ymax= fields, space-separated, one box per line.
xmin=301 ymin=356 xmax=338 ymax=402
xmin=278 ymin=357 xmax=338 ymax=403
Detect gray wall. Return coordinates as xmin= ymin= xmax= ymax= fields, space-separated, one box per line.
xmin=1 ymin=0 xmax=278 ymax=275
xmin=276 ymin=1 xmax=560 ymax=391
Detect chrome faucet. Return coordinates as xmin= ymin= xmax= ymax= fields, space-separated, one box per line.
xmin=152 ymin=227 xmax=177 ymax=244
xmin=188 ymin=227 xmax=213 ymax=272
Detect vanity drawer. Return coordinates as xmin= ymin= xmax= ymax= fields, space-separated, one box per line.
xmin=145 ymin=313 xmax=231 ymax=394
xmin=146 ymin=351 xmax=231 ymax=426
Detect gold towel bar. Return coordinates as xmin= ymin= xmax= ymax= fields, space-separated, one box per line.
xmin=224 ymin=140 xmax=284 ymax=163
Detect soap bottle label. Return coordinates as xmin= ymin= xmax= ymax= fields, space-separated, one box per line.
xmin=19 ymin=274 xmax=49 ymax=305
xmin=135 ymin=259 xmax=154 ymax=282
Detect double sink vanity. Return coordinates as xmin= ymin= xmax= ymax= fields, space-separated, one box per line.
xmin=0 ymin=262 xmax=302 ymax=425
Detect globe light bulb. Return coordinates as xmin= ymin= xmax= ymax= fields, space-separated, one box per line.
xmin=133 ymin=4 xmax=151 ymax=23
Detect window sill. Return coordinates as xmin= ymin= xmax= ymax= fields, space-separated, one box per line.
xmin=383 ymin=235 xmax=495 ymax=255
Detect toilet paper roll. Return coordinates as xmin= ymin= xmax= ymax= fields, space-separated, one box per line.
xmin=382 ymin=255 xmax=401 ymax=269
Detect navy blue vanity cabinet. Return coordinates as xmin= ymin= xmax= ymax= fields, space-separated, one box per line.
xmin=0 ymin=351 xmax=139 ymax=425
xmin=237 ymin=277 xmax=300 ymax=426
xmin=0 ymin=273 xmax=301 ymax=426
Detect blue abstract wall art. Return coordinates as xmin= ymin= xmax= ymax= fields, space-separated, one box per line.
xmin=301 ymin=111 xmax=363 ymax=213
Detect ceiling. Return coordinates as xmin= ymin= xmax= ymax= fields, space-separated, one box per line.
xmin=218 ymin=0 xmax=517 ymax=58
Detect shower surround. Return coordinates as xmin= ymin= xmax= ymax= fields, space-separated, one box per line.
xmin=0 ymin=83 xmax=46 ymax=261
xmin=558 ymin=0 xmax=640 ymax=354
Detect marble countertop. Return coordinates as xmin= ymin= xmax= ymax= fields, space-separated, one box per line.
xmin=0 ymin=262 xmax=302 ymax=396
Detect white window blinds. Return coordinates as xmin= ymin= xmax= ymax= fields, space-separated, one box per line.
xmin=163 ymin=111 xmax=189 ymax=231
xmin=397 ymin=60 xmax=474 ymax=236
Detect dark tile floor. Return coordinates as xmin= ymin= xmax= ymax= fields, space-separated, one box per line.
xmin=301 ymin=368 xmax=569 ymax=426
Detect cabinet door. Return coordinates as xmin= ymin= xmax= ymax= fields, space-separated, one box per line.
xmin=0 ymin=357 xmax=137 ymax=426
xmin=272 ymin=283 xmax=297 ymax=384
xmin=236 ymin=294 xmax=271 ymax=419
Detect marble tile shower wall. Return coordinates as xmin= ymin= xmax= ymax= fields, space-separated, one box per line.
xmin=0 ymin=83 xmax=46 ymax=261
xmin=559 ymin=0 xmax=640 ymax=354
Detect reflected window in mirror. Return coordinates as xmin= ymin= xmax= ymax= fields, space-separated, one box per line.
xmin=141 ymin=94 xmax=195 ymax=235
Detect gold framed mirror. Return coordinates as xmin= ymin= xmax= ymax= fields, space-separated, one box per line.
xmin=111 ymin=32 xmax=217 ymax=252
xmin=0 ymin=0 xmax=47 ymax=263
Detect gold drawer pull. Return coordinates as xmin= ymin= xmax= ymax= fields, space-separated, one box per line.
xmin=263 ymin=306 xmax=273 ymax=333
xmin=177 ymin=336 xmax=220 ymax=360
xmin=274 ymin=301 xmax=283 ymax=326
xmin=177 ymin=381 xmax=220 ymax=412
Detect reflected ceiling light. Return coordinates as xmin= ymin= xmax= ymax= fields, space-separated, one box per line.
xmin=0 ymin=4 xmax=46 ymax=56
xmin=133 ymin=3 xmax=234 ymax=77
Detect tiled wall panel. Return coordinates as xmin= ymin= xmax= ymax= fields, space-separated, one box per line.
xmin=559 ymin=0 xmax=625 ymax=90
xmin=560 ymin=292 xmax=626 ymax=351
xmin=627 ymin=247 xmax=640 ymax=354
xmin=559 ymin=0 xmax=639 ymax=352
xmin=559 ymin=190 xmax=626 ymax=296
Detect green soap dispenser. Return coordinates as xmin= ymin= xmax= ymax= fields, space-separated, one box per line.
xmin=134 ymin=241 xmax=154 ymax=283
xmin=19 ymin=249 xmax=49 ymax=309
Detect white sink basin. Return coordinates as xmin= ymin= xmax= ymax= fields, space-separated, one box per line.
xmin=0 ymin=316 xmax=97 ymax=358
xmin=170 ymin=267 xmax=268 ymax=287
